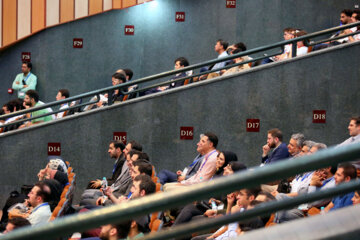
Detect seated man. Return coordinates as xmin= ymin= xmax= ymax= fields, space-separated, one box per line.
xmin=2 ymin=99 xmax=26 ymax=131
xmin=9 ymin=182 xmax=52 ymax=226
xmin=19 ymin=90 xmax=53 ymax=128
xmin=287 ymin=133 xmax=305 ymax=158
xmin=163 ymin=132 xmax=218 ymax=192
xmin=261 ymin=128 xmax=289 ymax=165
xmin=2 ymin=217 xmax=31 ymax=234
xmin=12 ymin=62 xmax=37 ymax=99
xmin=324 ymin=163 xmax=357 ymax=212
xmin=97 ymin=73 xmax=126 ymax=107
xmin=55 ymin=89 xmax=70 ymax=119
xmin=222 ymin=48 xmax=251 ymax=76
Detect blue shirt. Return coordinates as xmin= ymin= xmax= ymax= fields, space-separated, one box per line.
xmin=331 ymin=191 xmax=354 ymax=211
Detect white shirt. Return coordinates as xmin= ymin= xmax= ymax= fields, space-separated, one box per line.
xmin=297 ymin=46 xmax=308 ymax=56
xmin=27 ymin=203 xmax=51 ymax=226
xmin=56 ymin=103 xmax=69 ymax=119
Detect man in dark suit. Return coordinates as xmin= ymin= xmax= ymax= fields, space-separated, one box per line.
xmin=261 ymin=128 xmax=290 ymax=165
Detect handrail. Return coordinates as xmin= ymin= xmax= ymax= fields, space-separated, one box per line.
xmin=1 ymin=21 xmax=359 ymax=128
xmin=142 ymin=180 xmax=360 ymax=240
xmin=2 ymin=142 xmax=360 ymax=240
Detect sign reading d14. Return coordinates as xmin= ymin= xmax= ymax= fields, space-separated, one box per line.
xmin=246 ymin=119 xmax=260 ymax=132
xmin=48 ymin=142 xmax=61 ymax=156
xmin=124 ymin=25 xmax=135 ymax=35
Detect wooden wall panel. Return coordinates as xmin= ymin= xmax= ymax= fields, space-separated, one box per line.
xmin=31 ymin=0 xmax=46 ymax=33
xmin=46 ymin=0 xmax=60 ymax=26
xmin=18 ymin=0 xmax=31 ymax=38
xmin=60 ymin=0 xmax=75 ymax=23
xmin=0 ymin=0 xmax=3 ymax=47
xmin=75 ymin=0 xmax=88 ymax=19
xmin=122 ymin=0 xmax=136 ymax=8
xmin=2 ymin=0 xmax=17 ymax=46
xmin=113 ymin=0 xmax=121 ymax=9
xmin=89 ymin=0 xmax=102 ymax=15
xmin=103 ymin=0 xmax=112 ymax=11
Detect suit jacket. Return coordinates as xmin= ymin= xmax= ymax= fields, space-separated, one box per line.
xmin=262 ymin=143 xmax=290 ymax=164
xmin=107 ymin=154 xmax=126 ymax=186
xmin=185 ymin=154 xmax=204 ymax=180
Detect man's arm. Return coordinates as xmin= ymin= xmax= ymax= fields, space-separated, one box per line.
xmin=22 ymin=75 xmax=37 ymax=92
xmin=268 ymin=145 xmax=289 ymax=164
xmin=324 ymin=201 xmax=334 ymax=212
xmin=181 ymin=156 xmax=216 ymax=185
xmin=12 ymin=74 xmax=23 ymax=90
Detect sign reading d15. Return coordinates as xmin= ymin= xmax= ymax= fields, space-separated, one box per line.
xmin=226 ymin=0 xmax=236 ymax=8
xmin=180 ymin=127 xmax=193 ymax=140
xmin=21 ymin=52 xmax=31 ymax=62
xmin=175 ymin=12 xmax=185 ymax=22
xmin=313 ymin=110 xmax=326 ymax=123
xmin=124 ymin=25 xmax=135 ymax=35
xmin=113 ymin=132 xmax=127 ymax=144
xmin=73 ymin=38 xmax=83 ymax=48
xmin=246 ymin=119 xmax=260 ymax=132
xmin=48 ymin=143 xmax=61 ymax=156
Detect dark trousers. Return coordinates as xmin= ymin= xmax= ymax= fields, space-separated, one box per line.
xmin=158 ymin=169 xmax=178 ymax=185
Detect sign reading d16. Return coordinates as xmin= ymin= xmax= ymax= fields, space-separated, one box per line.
xmin=246 ymin=119 xmax=260 ymax=132
xmin=21 ymin=52 xmax=31 ymax=62
xmin=48 ymin=142 xmax=61 ymax=156
xmin=113 ymin=132 xmax=127 ymax=144
xmin=313 ymin=110 xmax=326 ymax=123
xmin=175 ymin=12 xmax=185 ymax=22
xmin=73 ymin=38 xmax=83 ymax=48
xmin=124 ymin=25 xmax=135 ymax=35
xmin=180 ymin=127 xmax=193 ymax=140
xmin=226 ymin=0 xmax=236 ymax=8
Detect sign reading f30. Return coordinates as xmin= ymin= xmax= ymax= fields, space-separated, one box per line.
xmin=124 ymin=25 xmax=135 ymax=35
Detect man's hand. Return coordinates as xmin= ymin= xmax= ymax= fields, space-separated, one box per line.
xmin=204 ymin=209 xmax=217 ymax=218
xmin=271 ymin=190 xmax=279 ymax=197
xmin=103 ymin=187 xmax=113 ymax=197
xmin=310 ymin=171 xmax=325 ymax=187
xmin=262 ymin=144 xmax=270 ymax=157
xmin=96 ymin=197 xmax=105 ymax=206
xmin=90 ymin=179 xmax=102 ymax=189
xmin=23 ymin=85 xmax=28 ymax=88
xmin=177 ymin=175 xmax=185 ymax=182
xmin=227 ymin=193 xmax=236 ymax=205
xmin=15 ymin=81 xmax=20 ymax=84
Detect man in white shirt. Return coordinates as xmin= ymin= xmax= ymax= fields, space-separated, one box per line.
xmin=55 ymin=89 xmax=70 ymax=119
xmin=338 ymin=116 xmax=360 ymax=170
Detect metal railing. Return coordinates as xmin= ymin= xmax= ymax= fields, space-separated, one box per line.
xmin=1 ymin=21 xmax=359 ymax=130
xmin=2 ymin=142 xmax=360 ymax=240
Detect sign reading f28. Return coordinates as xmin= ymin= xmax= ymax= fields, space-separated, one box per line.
xmin=73 ymin=38 xmax=83 ymax=48
xmin=48 ymin=143 xmax=61 ymax=156
xmin=21 ymin=52 xmax=31 ymax=62
xmin=124 ymin=25 xmax=135 ymax=35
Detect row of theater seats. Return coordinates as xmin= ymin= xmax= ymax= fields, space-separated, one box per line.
xmin=50 ymin=162 xmax=76 ymax=221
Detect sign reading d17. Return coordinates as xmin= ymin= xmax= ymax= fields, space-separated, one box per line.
xmin=226 ymin=0 xmax=236 ymax=8
xmin=313 ymin=110 xmax=326 ymax=123
xmin=180 ymin=127 xmax=193 ymax=140
xmin=48 ymin=142 xmax=61 ymax=156
xmin=246 ymin=119 xmax=260 ymax=132
xmin=124 ymin=25 xmax=135 ymax=35
xmin=21 ymin=52 xmax=31 ymax=62
xmin=73 ymin=38 xmax=83 ymax=48
xmin=113 ymin=132 xmax=127 ymax=144
xmin=175 ymin=12 xmax=185 ymax=22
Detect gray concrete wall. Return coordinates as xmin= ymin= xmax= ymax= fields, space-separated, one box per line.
xmin=0 ymin=42 xmax=359 ymax=206
xmin=0 ymin=0 xmax=358 ymax=105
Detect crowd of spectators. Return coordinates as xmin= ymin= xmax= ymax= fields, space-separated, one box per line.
xmin=1 ymin=9 xmax=359 ymax=133
xmin=0 ymin=116 xmax=359 ymax=239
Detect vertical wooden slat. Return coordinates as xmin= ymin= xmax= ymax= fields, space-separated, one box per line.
xmin=31 ymin=0 xmax=46 ymax=33
xmin=46 ymin=0 xmax=60 ymax=26
xmin=103 ymin=0 xmax=112 ymax=11
xmin=2 ymin=0 xmax=17 ymax=46
xmin=113 ymin=0 xmax=121 ymax=9
xmin=0 ymin=0 xmax=3 ymax=47
xmin=75 ymin=0 xmax=88 ymax=19
xmin=18 ymin=0 xmax=31 ymax=38
xmin=60 ymin=0 xmax=74 ymax=23
xmin=89 ymin=0 xmax=102 ymax=15
xmin=122 ymin=0 xmax=136 ymax=8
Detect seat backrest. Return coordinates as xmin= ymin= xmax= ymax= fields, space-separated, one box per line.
xmin=122 ymin=95 xmax=129 ymax=101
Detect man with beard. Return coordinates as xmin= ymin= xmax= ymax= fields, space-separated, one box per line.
xmin=261 ymin=128 xmax=290 ymax=165
xmin=19 ymin=90 xmax=52 ymax=128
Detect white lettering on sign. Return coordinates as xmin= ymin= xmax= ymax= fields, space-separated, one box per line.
xmin=73 ymin=41 xmax=83 ymax=47
xmin=175 ymin=12 xmax=185 ymax=22
xmin=180 ymin=130 xmax=193 ymax=137
xmin=48 ymin=146 xmax=61 ymax=152
xmin=313 ymin=114 xmax=326 ymax=120
xmin=176 ymin=14 xmax=184 ymax=20
xmin=125 ymin=28 xmax=134 ymax=32
xmin=114 ymin=135 xmax=127 ymax=142
xmin=22 ymin=55 xmax=30 ymax=60
xmin=227 ymin=0 xmax=236 ymax=6
xmin=247 ymin=122 xmax=260 ymax=129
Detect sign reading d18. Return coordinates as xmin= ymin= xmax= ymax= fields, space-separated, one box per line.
xmin=175 ymin=12 xmax=185 ymax=22
xmin=226 ymin=0 xmax=236 ymax=8
xmin=180 ymin=127 xmax=193 ymax=140
xmin=21 ymin=52 xmax=31 ymax=62
xmin=124 ymin=25 xmax=135 ymax=35
xmin=113 ymin=132 xmax=127 ymax=144
xmin=246 ymin=119 xmax=260 ymax=132
xmin=313 ymin=110 xmax=326 ymax=123
xmin=48 ymin=143 xmax=61 ymax=156
xmin=73 ymin=38 xmax=83 ymax=48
